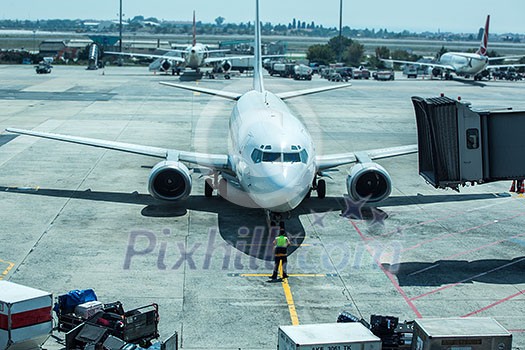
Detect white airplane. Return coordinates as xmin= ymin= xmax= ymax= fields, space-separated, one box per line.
xmin=383 ymin=15 xmax=525 ymax=80
xmin=106 ymin=12 xmax=244 ymax=75
xmin=6 ymin=0 xmax=417 ymax=226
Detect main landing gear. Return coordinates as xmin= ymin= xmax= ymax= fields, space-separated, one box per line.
xmin=307 ymin=177 xmax=326 ymax=199
xmin=265 ymin=210 xmax=289 ymax=232
xmin=204 ymin=174 xmax=227 ymax=198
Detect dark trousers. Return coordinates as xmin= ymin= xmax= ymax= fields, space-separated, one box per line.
xmin=271 ymin=255 xmax=288 ymax=278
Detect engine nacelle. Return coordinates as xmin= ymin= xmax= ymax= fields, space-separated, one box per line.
xmin=160 ymin=59 xmax=172 ymax=72
xmin=432 ymin=67 xmax=442 ymax=77
xmin=346 ymin=162 xmax=392 ymax=203
xmin=148 ymin=161 xmax=192 ymax=201
xmin=221 ymin=60 xmax=232 ymax=72
xmin=213 ymin=60 xmax=232 ymax=73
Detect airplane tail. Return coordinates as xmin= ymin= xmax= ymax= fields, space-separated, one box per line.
xmin=253 ymin=0 xmax=265 ymax=93
xmin=160 ymin=0 xmax=350 ymax=99
xmin=476 ymin=15 xmax=490 ymax=56
xmin=192 ymin=11 xmax=197 ymax=47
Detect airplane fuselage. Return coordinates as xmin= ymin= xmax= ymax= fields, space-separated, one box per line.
xmin=440 ymin=52 xmax=489 ymax=76
xmin=184 ymin=43 xmax=208 ymax=70
xmin=229 ymin=91 xmax=316 ymax=212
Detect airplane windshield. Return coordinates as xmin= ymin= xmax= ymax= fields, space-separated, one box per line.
xmin=283 ymin=152 xmax=301 ymax=163
xmin=251 ymin=149 xmax=307 ymax=164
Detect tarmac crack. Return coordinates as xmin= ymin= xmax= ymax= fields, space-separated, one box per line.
xmin=305 ymin=212 xmax=365 ymax=320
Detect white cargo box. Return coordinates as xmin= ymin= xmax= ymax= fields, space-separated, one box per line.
xmin=278 ymin=322 xmax=382 ymax=350
xmin=74 ymin=300 xmax=103 ymax=319
xmin=413 ymin=317 xmax=512 ymax=350
xmin=0 ymin=281 xmax=53 ymax=350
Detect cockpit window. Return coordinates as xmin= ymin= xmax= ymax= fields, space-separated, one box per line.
xmin=251 ymin=149 xmax=263 ymax=164
xmin=262 ymin=152 xmax=282 ymax=162
xmin=299 ymin=149 xmax=308 ymax=163
xmin=252 ymin=148 xmax=308 ymax=164
xmin=283 ymin=152 xmax=301 ymax=163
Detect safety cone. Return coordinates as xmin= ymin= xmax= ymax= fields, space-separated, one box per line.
xmin=510 ymin=180 xmax=516 ymax=192
xmin=519 ymin=180 xmax=525 ymax=194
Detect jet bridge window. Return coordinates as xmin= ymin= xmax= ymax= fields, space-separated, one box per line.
xmin=466 ymin=128 xmax=479 ymax=149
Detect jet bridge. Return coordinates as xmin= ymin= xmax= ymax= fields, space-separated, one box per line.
xmin=412 ymin=95 xmax=525 ymax=190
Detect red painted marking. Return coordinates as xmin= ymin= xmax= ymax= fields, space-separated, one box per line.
xmin=0 ymin=307 xmax=52 ymax=330
xmin=462 ymin=289 xmax=525 ymax=317
xmin=350 ymin=220 xmax=422 ymax=318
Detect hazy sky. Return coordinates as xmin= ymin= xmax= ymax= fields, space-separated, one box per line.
xmin=1 ymin=0 xmax=524 ymax=34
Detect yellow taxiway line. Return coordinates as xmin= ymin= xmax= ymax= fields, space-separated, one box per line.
xmin=236 ymin=269 xmax=334 ymax=326
xmin=0 ymin=259 xmax=15 ymax=280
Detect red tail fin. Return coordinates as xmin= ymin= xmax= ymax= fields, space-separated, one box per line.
xmin=192 ymin=11 xmax=196 ymax=46
xmin=477 ymin=15 xmax=490 ymax=56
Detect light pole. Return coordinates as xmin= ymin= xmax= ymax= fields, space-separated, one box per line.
xmin=119 ymin=0 xmax=123 ymax=53
xmin=338 ymin=0 xmax=343 ymax=63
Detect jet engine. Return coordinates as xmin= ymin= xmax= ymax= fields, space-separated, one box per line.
xmin=221 ymin=60 xmax=232 ymax=72
xmin=346 ymin=162 xmax=392 ymax=203
xmin=148 ymin=161 xmax=192 ymax=201
xmin=432 ymin=67 xmax=442 ymax=78
xmin=160 ymin=59 xmax=172 ymax=72
xmin=213 ymin=60 xmax=232 ymax=73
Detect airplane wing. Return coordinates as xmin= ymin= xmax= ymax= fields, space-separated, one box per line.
xmin=105 ymin=51 xmax=185 ymax=63
xmin=276 ymin=83 xmax=351 ymax=100
xmin=381 ymin=58 xmax=455 ymax=72
xmin=204 ymin=54 xmax=285 ymax=65
xmin=488 ymin=55 xmax=525 ymax=61
xmin=5 ymin=128 xmax=231 ymax=172
xmin=156 ymin=48 xmax=188 ymax=54
xmin=316 ymin=144 xmax=418 ymax=171
xmin=206 ymin=49 xmax=231 ymax=54
xmin=487 ymin=63 xmax=525 ymax=70
xmin=159 ymin=81 xmax=243 ymax=101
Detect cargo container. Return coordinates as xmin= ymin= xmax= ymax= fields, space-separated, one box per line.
xmin=0 ymin=281 xmax=53 ymax=350
xmin=412 ymin=318 xmax=512 ymax=350
xmin=278 ymin=323 xmax=382 ymax=350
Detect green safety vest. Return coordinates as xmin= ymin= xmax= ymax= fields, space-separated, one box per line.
xmin=276 ymin=235 xmax=288 ymax=247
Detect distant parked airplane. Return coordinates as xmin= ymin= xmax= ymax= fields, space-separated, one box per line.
xmin=106 ymin=11 xmax=250 ymax=75
xmin=382 ymin=15 xmax=525 ymax=80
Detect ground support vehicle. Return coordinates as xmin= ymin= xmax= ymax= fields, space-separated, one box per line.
xmin=352 ymin=67 xmax=371 ymax=79
xmin=337 ymin=312 xmax=512 ymax=350
xmin=373 ymin=70 xmax=395 ymax=81
xmin=267 ymin=62 xmax=295 ymax=78
xmin=0 ymin=281 xmax=53 ymax=350
xmin=278 ymin=323 xmax=381 ymax=350
xmin=293 ymin=64 xmax=313 ymax=80
xmin=35 ymin=62 xmax=52 ymax=74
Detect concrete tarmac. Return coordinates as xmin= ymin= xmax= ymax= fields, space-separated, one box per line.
xmin=1 ymin=64 xmax=525 ymax=349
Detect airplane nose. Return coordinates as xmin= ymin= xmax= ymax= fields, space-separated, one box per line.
xmin=248 ymin=164 xmax=311 ymax=210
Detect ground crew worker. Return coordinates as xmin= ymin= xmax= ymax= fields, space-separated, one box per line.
xmin=270 ymin=228 xmax=290 ymax=279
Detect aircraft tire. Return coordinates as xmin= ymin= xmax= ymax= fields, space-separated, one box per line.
xmin=205 ymin=179 xmax=213 ymax=197
xmin=317 ymin=179 xmax=326 ymax=199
